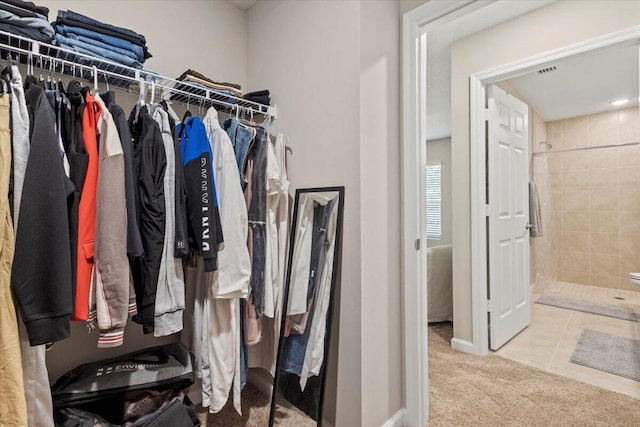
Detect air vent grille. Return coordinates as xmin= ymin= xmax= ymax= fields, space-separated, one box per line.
xmin=537 ymin=66 xmax=557 ymax=75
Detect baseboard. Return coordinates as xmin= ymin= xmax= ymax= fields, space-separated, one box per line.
xmin=451 ymin=337 xmax=475 ymax=354
xmin=382 ymin=408 xmax=406 ymax=427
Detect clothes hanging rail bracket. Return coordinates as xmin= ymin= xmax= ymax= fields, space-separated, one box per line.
xmin=0 ymin=29 xmax=277 ymax=119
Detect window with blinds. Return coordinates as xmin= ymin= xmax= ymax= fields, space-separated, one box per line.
xmin=426 ymin=164 xmax=442 ymax=239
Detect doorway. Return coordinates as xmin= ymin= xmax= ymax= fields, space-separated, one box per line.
xmin=489 ymin=41 xmax=640 ymax=399
xmin=403 ymin=1 xmax=640 ymax=425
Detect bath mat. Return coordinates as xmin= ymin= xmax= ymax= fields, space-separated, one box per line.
xmin=535 ymin=295 xmax=638 ymax=322
xmin=570 ymin=329 xmax=640 ymax=382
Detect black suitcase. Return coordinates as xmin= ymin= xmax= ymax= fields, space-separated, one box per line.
xmin=51 ymin=343 xmax=199 ymax=427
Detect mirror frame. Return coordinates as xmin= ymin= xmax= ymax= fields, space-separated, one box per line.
xmin=268 ymin=186 xmax=345 ymax=427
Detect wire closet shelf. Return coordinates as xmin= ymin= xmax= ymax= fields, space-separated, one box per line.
xmin=0 ymin=29 xmax=277 ymax=119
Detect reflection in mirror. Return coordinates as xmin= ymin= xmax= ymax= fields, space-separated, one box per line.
xmin=269 ymin=187 xmax=344 ymax=427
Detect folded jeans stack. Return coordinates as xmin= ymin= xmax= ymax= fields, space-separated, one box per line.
xmin=52 ymin=10 xmax=151 ymax=69
xmin=0 ymin=0 xmax=53 ymax=42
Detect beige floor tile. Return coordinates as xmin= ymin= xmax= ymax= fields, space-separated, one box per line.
xmin=494 ymin=304 xmax=570 ymax=370
xmin=503 ymin=281 xmax=640 ymax=400
xmin=548 ymin=313 xmax=640 ymax=399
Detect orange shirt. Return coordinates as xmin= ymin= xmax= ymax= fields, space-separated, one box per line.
xmin=73 ymin=91 xmax=101 ymax=320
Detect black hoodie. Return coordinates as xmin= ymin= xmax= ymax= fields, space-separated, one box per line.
xmin=12 ymin=83 xmax=74 ymax=345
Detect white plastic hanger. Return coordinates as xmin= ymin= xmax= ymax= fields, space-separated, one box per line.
xmin=92 ymin=65 xmax=99 ymax=93
xmin=150 ymin=80 xmax=156 ymax=104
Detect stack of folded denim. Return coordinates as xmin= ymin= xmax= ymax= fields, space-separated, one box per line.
xmin=52 ymin=10 xmax=151 ymax=69
xmin=0 ymin=0 xmax=53 ymax=42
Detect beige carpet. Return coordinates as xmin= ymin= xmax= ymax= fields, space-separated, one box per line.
xmin=429 ymin=322 xmax=640 ymax=426
xmin=198 ymin=322 xmax=640 ymax=426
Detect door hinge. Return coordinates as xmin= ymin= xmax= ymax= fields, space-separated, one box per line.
xmin=485 ymin=204 xmax=491 ymax=216
xmin=487 ymin=299 xmax=492 ymax=312
xmin=415 ymin=238 xmax=421 ymax=251
xmin=484 ymin=108 xmax=490 ymax=120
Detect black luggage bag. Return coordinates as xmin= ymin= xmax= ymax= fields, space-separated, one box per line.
xmin=51 ymin=343 xmax=200 ymax=427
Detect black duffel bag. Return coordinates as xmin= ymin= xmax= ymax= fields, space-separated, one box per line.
xmin=51 ymin=343 xmax=199 ymax=427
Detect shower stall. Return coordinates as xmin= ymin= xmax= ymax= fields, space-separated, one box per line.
xmin=530 ymin=107 xmax=640 ymax=295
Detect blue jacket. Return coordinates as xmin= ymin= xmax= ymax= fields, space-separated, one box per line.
xmin=178 ymin=115 xmax=223 ymax=271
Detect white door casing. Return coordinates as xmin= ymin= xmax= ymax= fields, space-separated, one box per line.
xmin=487 ymin=85 xmax=530 ymax=350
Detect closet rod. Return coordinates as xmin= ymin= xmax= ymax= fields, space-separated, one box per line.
xmin=532 ymin=141 xmax=640 ymax=155
xmin=0 ymin=29 xmax=277 ymax=119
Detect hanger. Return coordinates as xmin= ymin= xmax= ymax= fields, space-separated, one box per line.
xmin=92 ymin=65 xmax=99 ymax=93
xmin=103 ymin=70 xmax=110 ymax=93
xmin=149 ymin=79 xmax=155 ymax=105
xmin=161 ymin=87 xmax=180 ymax=122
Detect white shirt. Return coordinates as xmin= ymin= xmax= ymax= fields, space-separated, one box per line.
xmin=204 ymin=107 xmax=251 ymax=299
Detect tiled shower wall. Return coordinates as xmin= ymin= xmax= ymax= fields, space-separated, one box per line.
xmin=544 ymin=106 xmax=640 ymax=291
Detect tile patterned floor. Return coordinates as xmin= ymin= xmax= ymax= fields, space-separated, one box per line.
xmin=493 ymin=280 xmax=640 ymax=400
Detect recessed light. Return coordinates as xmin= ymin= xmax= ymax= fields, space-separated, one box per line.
xmin=610 ymin=98 xmax=631 ymax=106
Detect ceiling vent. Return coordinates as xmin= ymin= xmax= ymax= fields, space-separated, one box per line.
xmin=536 ymin=65 xmax=557 ymax=75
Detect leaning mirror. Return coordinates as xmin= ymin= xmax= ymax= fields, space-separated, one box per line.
xmin=269 ymin=187 xmax=344 ymax=427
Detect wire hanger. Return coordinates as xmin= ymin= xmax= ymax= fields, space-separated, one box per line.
xmin=103 ymin=70 xmax=109 ymax=92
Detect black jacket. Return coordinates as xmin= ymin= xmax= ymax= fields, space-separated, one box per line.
xmin=59 ymin=80 xmax=88 ymax=308
xmin=128 ymin=105 xmax=166 ymax=334
xmin=12 ymin=84 xmax=74 ymax=345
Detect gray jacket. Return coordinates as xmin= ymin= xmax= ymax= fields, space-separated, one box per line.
xmin=93 ymin=94 xmax=130 ymax=348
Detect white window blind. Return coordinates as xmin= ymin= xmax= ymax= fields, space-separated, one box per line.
xmin=426 ymin=164 xmax=442 ymax=239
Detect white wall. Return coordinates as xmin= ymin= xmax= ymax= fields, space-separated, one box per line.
xmin=426 ymin=138 xmax=452 ymax=247
xmin=30 ymin=0 xmax=249 ymax=381
xmin=248 ymin=1 xmax=404 ymax=425
xmin=359 ymin=1 xmax=403 ymax=425
xmin=247 ymin=1 xmax=362 ymax=425
xmin=450 ymin=0 xmax=640 ymax=343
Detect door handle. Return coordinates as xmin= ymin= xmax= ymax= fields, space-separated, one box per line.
xmin=525 ymin=223 xmax=533 ymax=229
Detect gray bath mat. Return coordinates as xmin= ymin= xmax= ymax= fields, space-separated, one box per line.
xmin=535 ymin=295 xmax=639 ymax=322
xmin=570 ymin=329 xmax=640 ymax=381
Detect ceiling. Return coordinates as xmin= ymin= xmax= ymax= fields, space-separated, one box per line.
xmin=506 ymin=43 xmax=639 ymax=121
xmin=226 ymin=0 xmax=258 ymax=11
xmin=426 ymin=0 xmax=555 ymax=140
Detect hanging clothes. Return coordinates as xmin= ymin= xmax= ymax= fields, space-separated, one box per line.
xmin=12 ymin=78 xmax=74 ymax=346
xmin=60 ymin=81 xmax=88 ymax=310
xmin=151 ymin=104 xmax=185 ymax=337
xmin=0 ymin=81 xmax=28 ymax=427
xmin=101 ymin=91 xmax=143 ymax=262
xmin=90 ymin=93 xmax=129 ymax=347
xmin=10 ymin=65 xmax=54 ymax=427
xmin=128 ymin=105 xmax=166 ymax=335
xmin=247 ymin=132 xmax=290 ymax=375
xmin=74 ymin=88 xmax=100 ymax=321
xmin=177 ymin=114 xmax=223 ymax=270
xmin=201 ymin=107 xmax=250 ymax=415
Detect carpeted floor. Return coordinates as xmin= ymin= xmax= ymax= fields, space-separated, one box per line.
xmin=428 ymin=322 xmax=640 ymax=426
xmin=197 ymin=322 xmax=640 ymax=426
xmin=197 ymin=383 xmax=314 ymax=426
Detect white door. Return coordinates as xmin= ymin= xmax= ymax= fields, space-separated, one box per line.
xmin=487 ymin=85 xmax=531 ymax=350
